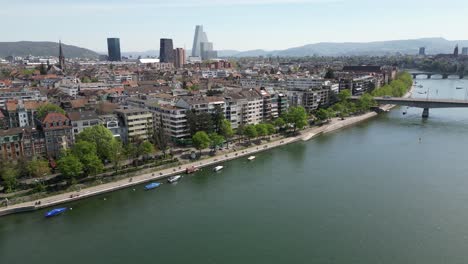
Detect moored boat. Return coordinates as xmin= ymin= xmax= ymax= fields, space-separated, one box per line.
xmin=45 ymin=208 xmax=67 ymax=218
xmin=144 ymin=182 xmax=161 ymax=190
xmin=214 ymin=166 xmax=224 ymax=172
xmin=186 ymin=166 xmax=199 ymax=174
xmin=168 ymin=175 xmax=182 ymax=183
xmin=248 ymin=156 xmax=256 ymax=161
xmin=456 ymin=87 xmax=463 ymax=89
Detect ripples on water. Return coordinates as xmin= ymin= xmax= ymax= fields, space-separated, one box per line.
xmin=1 ymin=78 xmax=468 ymax=264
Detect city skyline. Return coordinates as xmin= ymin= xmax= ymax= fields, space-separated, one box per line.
xmin=3 ymin=0 xmax=468 ymax=52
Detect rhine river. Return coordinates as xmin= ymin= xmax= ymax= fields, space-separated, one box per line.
xmin=2 ymin=77 xmax=468 ymax=263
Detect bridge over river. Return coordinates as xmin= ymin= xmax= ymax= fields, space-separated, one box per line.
xmin=411 ymin=72 xmax=465 ymax=79
xmin=350 ymin=96 xmax=468 ymax=118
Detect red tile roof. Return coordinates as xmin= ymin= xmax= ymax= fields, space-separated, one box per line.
xmin=5 ymin=100 xmax=47 ymax=112
xmin=42 ymin=112 xmax=70 ymax=124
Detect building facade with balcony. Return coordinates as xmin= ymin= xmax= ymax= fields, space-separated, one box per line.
xmin=115 ymin=108 xmax=153 ymax=142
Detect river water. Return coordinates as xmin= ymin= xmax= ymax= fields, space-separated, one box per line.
xmin=2 ymin=77 xmax=468 ymax=264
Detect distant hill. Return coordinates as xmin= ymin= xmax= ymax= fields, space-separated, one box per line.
xmin=219 ymin=38 xmax=468 ymax=57
xmin=0 ymin=41 xmax=99 ymax=58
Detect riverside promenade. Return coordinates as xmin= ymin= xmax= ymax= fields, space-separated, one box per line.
xmin=0 ymin=86 xmax=413 ymax=217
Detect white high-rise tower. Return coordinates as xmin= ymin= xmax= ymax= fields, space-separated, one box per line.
xmin=191 ymin=25 xmax=208 ymax=57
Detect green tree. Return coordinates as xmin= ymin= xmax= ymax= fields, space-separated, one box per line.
xmin=139 ymin=141 xmax=155 ymax=157
xmin=209 ymin=133 xmax=225 ymax=151
xmin=273 ymin=117 xmax=286 ymax=132
xmin=284 ymin=106 xmax=308 ymax=131
xmin=81 ymin=154 xmax=104 ymax=176
xmin=153 ymin=116 xmax=170 ymax=156
xmin=315 ymin=108 xmax=330 ymax=121
xmin=357 ymin=93 xmax=376 ymax=112
xmin=244 ymin=125 xmax=258 ymax=142
xmin=192 ymin=131 xmax=211 ymax=154
xmin=72 ymin=140 xmax=97 ymax=157
xmin=236 ymin=124 xmax=245 ymax=142
xmin=76 ymin=125 xmax=114 ymax=162
xmin=27 ymin=157 xmax=51 ymax=178
xmin=1 ymin=166 xmax=18 ymax=193
xmin=255 ymin=124 xmax=268 ymax=139
xmin=124 ymin=143 xmax=138 ymax=160
xmin=71 ymin=141 xmax=103 ymax=176
xmin=37 ymin=103 xmax=66 ymax=120
xmin=265 ymin=123 xmax=276 ymax=135
xmin=338 ymin=90 xmax=352 ymax=102
xmin=212 ymin=105 xmax=225 ymax=133
xmin=109 ymin=139 xmax=125 ymax=172
xmin=16 ymin=158 xmax=30 ymax=179
xmin=219 ymin=119 xmax=234 ymax=147
xmin=187 ymin=110 xmax=213 ymax=136
xmin=57 ymin=154 xmax=83 ymax=181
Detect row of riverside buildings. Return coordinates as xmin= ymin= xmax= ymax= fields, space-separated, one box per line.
xmin=0 ymin=87 xmax=287 ymax=162
xmin=0 ymin=54 xmax=397 ymax=162
xmin=126 ymin=87 xmax=288 ymax=140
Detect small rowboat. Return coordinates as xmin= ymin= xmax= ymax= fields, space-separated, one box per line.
xmin=45 ymin=208 xmax=67 ymax=218
xmin=144 ymin=182 xmax=161 ymax=190
xmin=168 ymin=175 xmax=182 ymax=183
xmin=248 ymin=156 xmax=256 ymax=161
xmin=213 ymin=166 xmax=224 ymax=172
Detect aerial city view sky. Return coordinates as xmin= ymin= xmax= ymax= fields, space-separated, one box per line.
xmin=4 ymin=0 xmax=468 ymax=51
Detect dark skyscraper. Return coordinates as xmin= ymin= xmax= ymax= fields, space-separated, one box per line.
xmin=418 ymin=47 xmax=425 ymax=56
xmin=160 ymin=38 xmax=174 ymax=63
xmin=107 ymin=38 xmax=121 ymax=61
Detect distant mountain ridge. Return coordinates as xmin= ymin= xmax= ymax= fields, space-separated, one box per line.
xmin=3 ymin=38 xmax=467 ymax=59
xmin=0 ymin=41 xmax=99 ymax=58
xmin=219 ymin=38 xmax=468 ymax=57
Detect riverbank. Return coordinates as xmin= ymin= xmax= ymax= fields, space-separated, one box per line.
xmin=0 ymin=86 xmax=414 ymax=217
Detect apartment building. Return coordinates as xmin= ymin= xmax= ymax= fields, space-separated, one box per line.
xmin=152 ymin=104 xmax=189 ymax=140
xmin=2 ymin=100 xmax=46 ymax=128
xmin=39 ymin=112 xmax=74 ymax=158
xmin=67 ymin=111 xmax=101 ymax=140
xmin=115 ymin=108 xmax=153 ymax=142
xmin=0 ymin=89 xmax=46 ymax=109
xmin=284 ymin=77 xmax=325 ymax=90
xmin=224 ymin=90 xmax=263 ymax=127
xmin=0 ymin=127 xmax=46 ymax=161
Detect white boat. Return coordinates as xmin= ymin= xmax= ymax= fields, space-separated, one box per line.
xmin=167 ymin=175 xmax=181 ymax=183
xmin=213 ymin=166 xmax=224 ymax=172
xmin=248 ymin=156 xmax=256 ymax=161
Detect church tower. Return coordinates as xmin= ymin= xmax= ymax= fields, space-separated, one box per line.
xmin=59 ymin=40 xmax=65 ymax=70
xmin=454 ymin=44 xmax=459 ymax=57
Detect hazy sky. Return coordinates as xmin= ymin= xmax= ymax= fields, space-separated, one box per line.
xmin=3 ymin=0 xmax=468 ymax=52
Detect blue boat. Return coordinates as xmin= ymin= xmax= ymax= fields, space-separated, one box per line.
xmin=144 ymin=182 xmax=161 ymax=190
xmin=45 ymin=208 xmax=67 ymax=218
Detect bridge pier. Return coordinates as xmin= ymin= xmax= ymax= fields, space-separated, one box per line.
xmin=422 ymin=108 xmax=429 ymax=118
xmin=442 ymin=74 xmax=448 ymax=79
